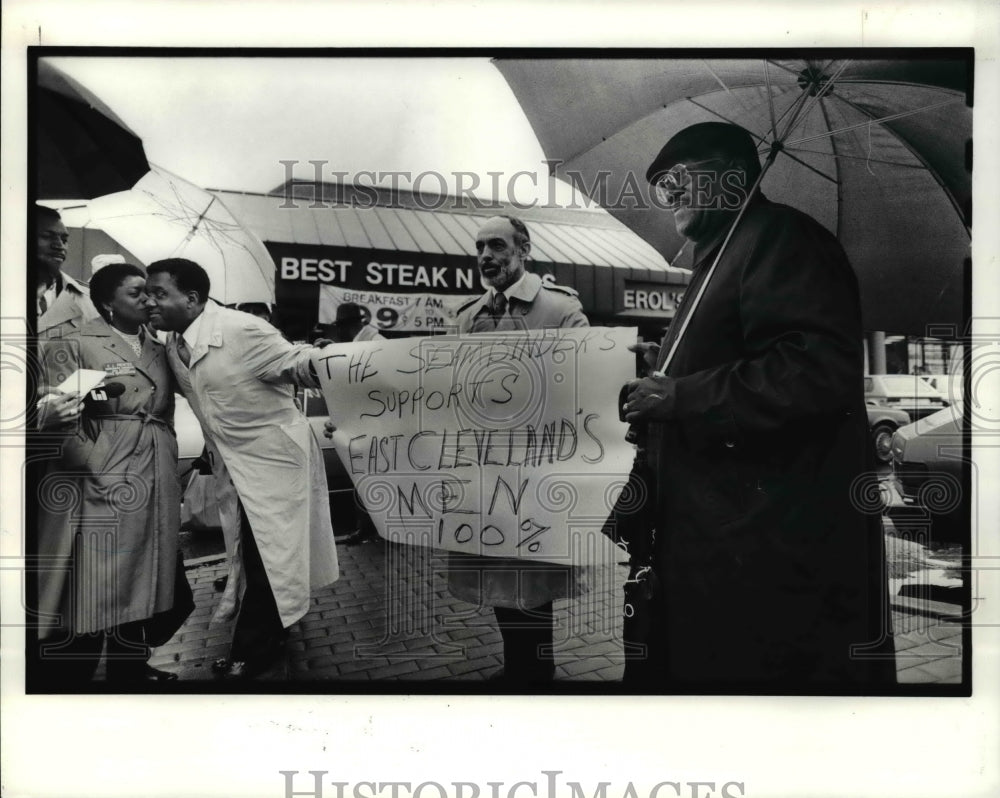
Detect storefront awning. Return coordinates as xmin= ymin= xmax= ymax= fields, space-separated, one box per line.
xmin=211 ymin=184 xmax=690 ymax=333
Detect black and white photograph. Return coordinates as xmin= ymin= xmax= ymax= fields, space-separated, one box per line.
xmin=3 ymin=2 xmax=999 ymax=797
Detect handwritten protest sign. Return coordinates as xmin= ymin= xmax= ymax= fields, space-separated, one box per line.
xmin=313 ymin=327 xmax=637 ymax=565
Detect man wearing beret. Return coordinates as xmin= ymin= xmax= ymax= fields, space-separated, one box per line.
xmin=622 ymin=122 xmax=895 ymax=689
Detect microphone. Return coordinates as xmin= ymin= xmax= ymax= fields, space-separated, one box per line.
xmin=79 ymin=382 xmax=126 ymax=441
xmin=84 ymin=381 xmax=126 ymax=407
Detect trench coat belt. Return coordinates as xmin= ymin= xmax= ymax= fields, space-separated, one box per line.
xmin=91 ymin=410 xmax=170 ymax=428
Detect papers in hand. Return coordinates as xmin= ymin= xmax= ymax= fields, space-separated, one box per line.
xmin=53 ymin=369 xmax=107 ymax=396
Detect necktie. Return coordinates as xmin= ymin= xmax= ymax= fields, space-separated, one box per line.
xmin=176 ymin=335 xmax=191 ymax=367
xmin=491 ymin=292 xmax=508 ymax=326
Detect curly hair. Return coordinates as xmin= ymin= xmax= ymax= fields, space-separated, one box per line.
xmin=89 ymin=262 xmax=148 ymax=322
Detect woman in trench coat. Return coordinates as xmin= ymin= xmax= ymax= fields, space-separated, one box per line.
xmin=35 ymin=262 xmax=191 ymax=685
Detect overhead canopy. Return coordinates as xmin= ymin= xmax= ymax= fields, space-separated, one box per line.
xmin=210 ymin=183 xmax=690 ymax=334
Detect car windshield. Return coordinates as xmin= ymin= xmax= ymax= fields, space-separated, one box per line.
xmin=871 ymin=375 xmax=943 ymax=397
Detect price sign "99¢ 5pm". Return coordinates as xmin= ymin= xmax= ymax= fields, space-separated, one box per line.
xmin=318 ymin=286 xmax=480 ymax=332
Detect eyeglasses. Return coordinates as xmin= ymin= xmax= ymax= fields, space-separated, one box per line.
xmin=653 ymin=157 xmax=731 ymax=205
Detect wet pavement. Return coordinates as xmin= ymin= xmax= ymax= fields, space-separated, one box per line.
xmin=153 ymin=538 xmax=629 ymax=685
xmin=127 ymin=463 xmax=969 ymax=688
xmin=139 ymin=515 xmax=966 ymax=688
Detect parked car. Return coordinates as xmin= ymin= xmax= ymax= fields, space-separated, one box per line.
xmin=174 ymin=395 xmax=204 ymax=481
xmin=174 ymin=389 xmax=357 ymax=534
xmin=173 ymin=396 xmax=227 ymax=530
xmin=865 ymin=374 xmax=949 ymax=422
xmin=865 ymin=405 xmax=912 ymax=464
xmin=301 ymin=387 xmax=352 ymax=490
xmin=301 ymin=387 xmax=361 ymax=536
xmin=890 ymin=402 xmax=967 ymax=544
xmin=919 ymin=373 xmax=965 ymax=406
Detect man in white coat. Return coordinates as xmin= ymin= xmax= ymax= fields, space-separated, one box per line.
xmin=145 ymin=258 xmax=339 ymax=680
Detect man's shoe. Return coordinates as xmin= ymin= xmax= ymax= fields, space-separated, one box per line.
xmin=334 ymin=529 xmax=361 ymax=544
xmin=213 ymin=657 xmax=254 ymax=680
xmin=220 ymin=660 xmax=251 ymax=680
xmin=341 ymin=529 xmax=379 ymax=546
xmin=219 ymin=653 xmax=283 ymax=681
xmin=215 ymin=636 xmax=287 ymax=680
xmin=109 ymin=664 xmax=179 ymax=683
xmin=140 ymin=664 xmax=179 ymax=682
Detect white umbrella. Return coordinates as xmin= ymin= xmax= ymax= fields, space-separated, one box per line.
xmin=59 ymin=165 xmax=275 ymax=305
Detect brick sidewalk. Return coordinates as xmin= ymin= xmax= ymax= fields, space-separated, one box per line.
xmin=147 ymin=536 xmax=964 ymax=686
xmin=892 ymin=601 xmax=964 ymax=685
xmin=151 ymin=538 xmax=629 ymax=684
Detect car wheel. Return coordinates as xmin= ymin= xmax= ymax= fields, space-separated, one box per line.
xmin=871 ymin=423 xmax=896 ymax=463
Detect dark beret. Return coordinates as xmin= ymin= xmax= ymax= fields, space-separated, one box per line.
xmin=646 ymin=122 xmax=762 ymax=184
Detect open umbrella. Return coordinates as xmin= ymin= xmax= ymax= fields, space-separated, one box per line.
xmin=58 ymin=166 xmax=275 ymax=305
xmin=36 ymin=59 xmax=150 ymax=200
xmin=494 ymin=57 xmax=972 ymax=335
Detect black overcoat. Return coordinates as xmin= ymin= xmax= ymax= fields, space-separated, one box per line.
xmin=640 ymin=195 xmax=896 ymax=690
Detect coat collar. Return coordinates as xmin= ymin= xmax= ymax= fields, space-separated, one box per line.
xmin=60 ymin=271 xmax=90 ymax=294
xmin=182 ymin=300 xmax=225 ymax=369
xmin=136 ymin=324 xmax=166 ymax=373
xmin=78 ymin=317 xmax=164 ymax=379
xmin=505 ymin=271 xmax=543 ymax=304
xmin=37 ymin=270 xmax=95 ymax=332
xmin=467 ymin=271 xmax=543 ymax=317
xmin=690 ymin=194 xmax=768 ymax=271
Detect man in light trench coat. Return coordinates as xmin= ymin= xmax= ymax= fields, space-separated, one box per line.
xmin=145 ymin=258 xmax=339 ymax=680
xmin=449 ymin=215 xmax=590 ymax=684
